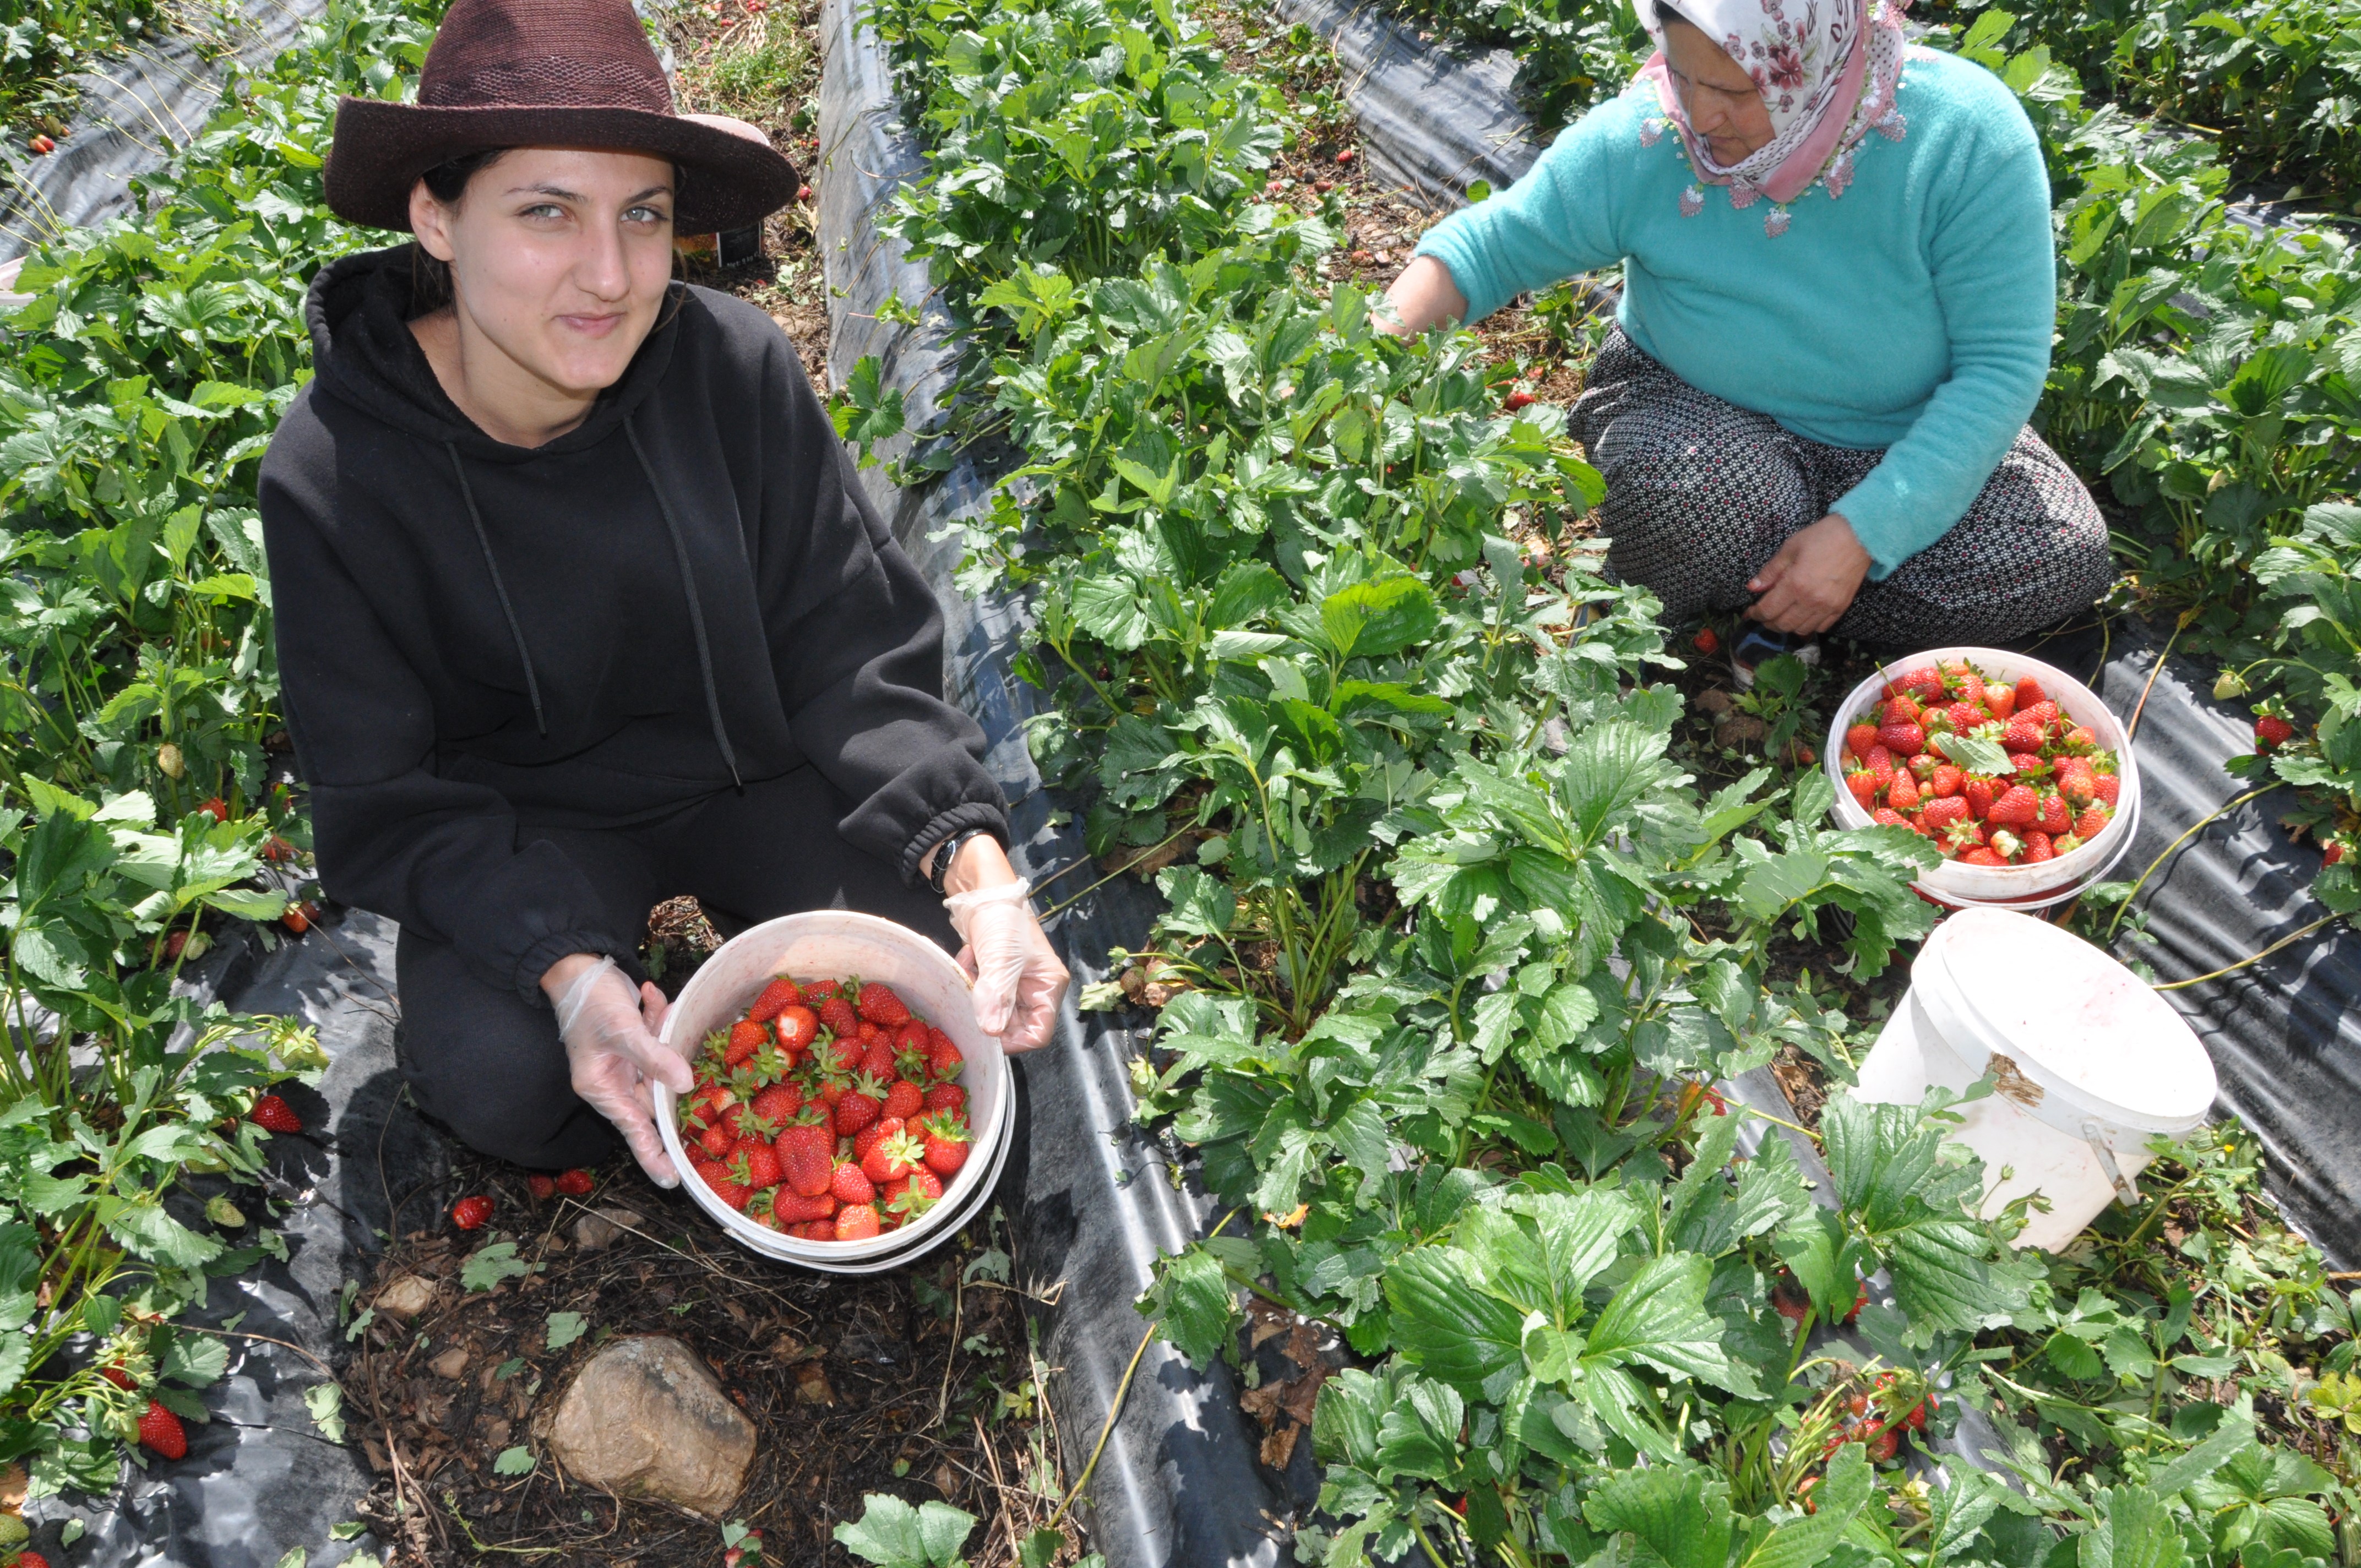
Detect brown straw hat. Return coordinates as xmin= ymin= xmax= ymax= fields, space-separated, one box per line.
xmin=323 ymin=0 xmax=800 ymax=234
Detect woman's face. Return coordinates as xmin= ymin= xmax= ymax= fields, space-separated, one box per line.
xmin=409 ymin=146 xmax=677 ymax=401
xmin=1662 ymin=17 xmax=1775 ymax=164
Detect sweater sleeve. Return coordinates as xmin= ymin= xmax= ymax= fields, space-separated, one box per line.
xmin=1411 ymin=96 xmax=1636 ymax=326
xmin=259 ymin=402 xmax=640 ymax=1005
xmin=750 ymin=337 xmax=1010 ymax=883
xmin=1828 ymin=78 xmax=2057 ymax=576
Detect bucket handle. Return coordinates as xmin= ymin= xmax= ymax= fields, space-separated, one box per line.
xmin=2082 ymin=1118 xmax=2141 ymax=1205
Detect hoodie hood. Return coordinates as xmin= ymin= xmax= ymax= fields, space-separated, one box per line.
xmin=303 ymin=244 xmax=681 ymax=461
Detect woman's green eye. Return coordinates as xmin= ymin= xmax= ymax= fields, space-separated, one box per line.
xmin=626 ymin=205 xmax=669 ymax=225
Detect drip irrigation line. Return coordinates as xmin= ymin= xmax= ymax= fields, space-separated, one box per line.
xmin=2126 ymin=608 xmax=2198 ymax=742
xmin=1043 ymin=1321 xmax=1157 ymax=1535
xmin=2152 ymin=913 xmax=2341 ymax=991
xmin=2104 ymin=786 xmax=2275 ymax=942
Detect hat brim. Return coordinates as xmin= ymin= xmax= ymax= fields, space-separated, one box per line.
xmin=324 ymin=99 xmax=801 ymax=235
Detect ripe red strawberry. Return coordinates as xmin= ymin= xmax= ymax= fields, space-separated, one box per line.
xmin=854 ymin=1114 xmax=905 ymax=1163
xmin=1693 ymin=627 xmax=1720 ymax=654
xmin=198 ymin=797 xmax=229 ymax=823
xmin=1945 ymin=701 xmax=1983 ymax=733
xmin=835 ymin=1076 xmax=884 ymax=1136
xmin=2092 ymin=772 xmax=2120 ymax=807
xmin=1964 ymin=777 xmax=1996 ymax=819
xmin=1983 ymin=683 xmax=2017 ymax=720
xmin=1908 ymin=752 xmax=1938 ymax=781
xmin=1881 ymin=694 xmax=1921 ymax=726
xmin=2060 ymin=726 xmax=2097 ymax=750
xmin=1921 ymin=796 xmax=1970 ymax=834
xmin=699 ymin=1119 xmax=735 ymax=1159
xmin=883 ymin=1079 xmax=925 ymax=1121
xmin=862 ymin=1128 xmax=924 ymax=1185
xmin=859 ymin=1039 xmax=897 ymax=1081
xmin=2255 ymin=714 xmax=2296 ymax=750
xmin=2036 ymin=792 xmax=2070 ymax=835
xmin=1878 ymin=721 xmax=1925 ymax=756
xmin=817 ymin=995 xmax=859 ymax=1039
xmin=2327 ymin=841 xmax=2348 ymax=866
xmin=2007 ymin=752 xmax=2043 ymax=779
xmin=2074 ymin=804 xmax=2112 ymax=840
xmin=1930 ymin=764 xmax=1962 ymax=798
xmin=20 ymin=1553 xmax=51 ymax=1568
xmin=138 ymin=1399 xmax=187 ymax=1460
xmin=856 ymin=982 xmax=912 ymax=1027
xmin=778 ymin=1118 xmax=836 ymax=1196
xmin=248 ymin=1093 xmax=302 ymax=1134
xmin=1961 ymin=846 xmax=2007 ymax=866
xmin=886 ymin=1167 xmax=945 ymax=1217
xmin=773 ymin=1190 xmax=837 ymax=1223
xmin=556 ymin=1168 xmax=594 ymax=1196
xmin=732 ymin=1137 xmax=783 ymax=1189
xmin=923 ymin=1082 xmax=968 ymax=1116
xmin=1987 ymin=785 xmax=2039 ymax=827
xmin=1887 ymin=771 xmax=1921 ymax=812
xmin=1503 ymin=388 xmax=1536 ymax=411
xmin=725 ymin=1020 xmax=766 ymax=1066
xmin=805 ymin=979 xmax=840 ymax=1001
xmin=921 ymin=1114 xmax=971 ymax=1177
xmin=835 ymin=1203 xmax=882 ymax=1240
xmin=831 ymin=1161 xmax=876 ymax=1206
xmin=2025 ymin=700 xmax=2061 ymax=732
xmin=694 ymin=1158 xmax=751 ymax=1210
xmin=2013 ymin=676 xmax=2047 ymax=710
xmin=824 ymin=1033 xmax=864 ymax=1072
xmin=751 ymin=1083 xmax=804 ymax=1129
xmin=773 ymin=1004 xmax=819 ymax=1053
xmin=527 ymin=1173 xmax=557 ymax=1200
xmin=1846 ymin=769 xmax=1879 ymax=808
xmin=2022 ymin=831 xmax=2055 ymax=863
xmin=2001 ymin=717 xmax=2045 ymax=754
xmin=451 ymin=1195 xmax=493 ymax=1230
xmin=894 ymin=1019 xmax=931 ymax=1059
xmin=1940 ymin=819 xmax=1985 ymax=855
xmin=2055 ymin=763 xmax=2096 ymax=805
xmin=1864 ymin=744 xmax=1895 ymax=787
xmin=1872 ymin=807 xmax=1909 ymax=829
xmin=1887 ymin=667 xmax=1942 ymax=701
xmin=748 ymin=976 xmax=805 ymax=1022
xmin=1845 ymin=723 xmax=1880 ymax=759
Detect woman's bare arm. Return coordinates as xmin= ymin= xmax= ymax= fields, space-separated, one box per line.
xmin=1377 ymin=255 xmax=1468 ymax=337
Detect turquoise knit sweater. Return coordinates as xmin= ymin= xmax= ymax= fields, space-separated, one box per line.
xmin=1412 ymin=49 xmax=2055 ymax=577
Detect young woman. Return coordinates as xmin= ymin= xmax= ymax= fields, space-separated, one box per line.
xmin=260 ymin=0 xmax=1068 ymax=1186
xmin=1383 ymin=0 xmax=2112 ymax=676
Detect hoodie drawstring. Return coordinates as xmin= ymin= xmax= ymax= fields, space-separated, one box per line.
xmin=625 ymin=414 xmax=743 ymax=789
xmin=447 ymin=442 xmax=548 ymax=738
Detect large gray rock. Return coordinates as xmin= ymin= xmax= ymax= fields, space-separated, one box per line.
xmin=546 ymin=1336 xmax=755 ymax=1518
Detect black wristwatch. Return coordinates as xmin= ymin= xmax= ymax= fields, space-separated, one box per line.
xmin=926 ymin=827 xmax=989 ymax=896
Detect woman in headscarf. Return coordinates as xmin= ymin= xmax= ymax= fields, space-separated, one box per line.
xmin=1381 ymin=0 xmax=2110 ymax=681
xmin=259 ymin=0 xmax=1068 ymax=1188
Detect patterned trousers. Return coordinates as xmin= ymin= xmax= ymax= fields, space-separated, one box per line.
xmin=1568 ymin=329 xmax=2115 ymax=647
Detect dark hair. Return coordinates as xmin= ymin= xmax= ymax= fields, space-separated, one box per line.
xmin=406 ymin=148 xmax=690 ymax=316
xmin=1653 ymin=0 xmax=1690 ymax=24
xmin=410 ymin=148 xmax=510 ymax=311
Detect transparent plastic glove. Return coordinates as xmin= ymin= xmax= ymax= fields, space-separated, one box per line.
xmin=553 ymin=956 xmax=692 ymax=1187
xmin=944 ymin=881 xmax=1068 ymax=1054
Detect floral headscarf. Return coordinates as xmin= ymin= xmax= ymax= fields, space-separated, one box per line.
xmin=1636 ymin=0 xmax=1911 ymax=236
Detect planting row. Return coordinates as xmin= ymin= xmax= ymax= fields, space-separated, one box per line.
xmin=848 ymin=0 xmax=2357 ymax=1562
xmin=0 ymin=0 xmax=437 ymax=1504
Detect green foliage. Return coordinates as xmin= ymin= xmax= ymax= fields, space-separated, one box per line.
xmin=834 ymin=1494 xmax=980 ymax=1568
xmin=0 ymin=0 xmax=159 ymax=123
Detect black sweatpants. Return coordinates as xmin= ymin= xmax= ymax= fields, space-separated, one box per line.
xmin=394 ymin=765 xmax=960 ymax=1169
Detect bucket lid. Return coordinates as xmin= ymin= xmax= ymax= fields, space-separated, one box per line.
xmin=1913 ymin=908 xmax=2217 ymax=1135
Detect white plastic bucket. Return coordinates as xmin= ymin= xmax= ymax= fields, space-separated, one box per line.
xmin=1822 ymin=646 xmax=2142 ymax=910
xmin=655 ymin=911 xmax=1013 ymax=1276
xmin=1849 ymin=907 xmax=2216 ymax=1251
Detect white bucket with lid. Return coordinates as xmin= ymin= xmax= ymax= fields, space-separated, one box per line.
xmin=656 ymin=910 xmax=1014 ymax=1276
xmin=1822 ymin=647 xmax=2142 ymax=910
xmin=1849 ymin=907 xmax=2216 ymax=1251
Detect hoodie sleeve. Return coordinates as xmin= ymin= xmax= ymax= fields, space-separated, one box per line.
xmin=749 ymin=336 xmax=1010 ymax=884
xmin=260 ymin=394 xmax=641 ymax=1005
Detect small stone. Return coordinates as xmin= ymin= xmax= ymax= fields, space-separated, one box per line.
xmin=1695 ymin=688 xmax=1734 ymax=716
xmin=374 ymin=1274 xmax=437 ymax=1321
xmin=548 ymin=1336 xmax=756 ymax=1518
xmin=429 ymin=1347 xmax=471 ymax=1381
xmin=794 ymin=1363 xmax=836 ymax=1407
xmin=573 ymin=1206 xmax=644 ymax=1253
xmin=1713 ymin=713 xmax=1768 ymax=749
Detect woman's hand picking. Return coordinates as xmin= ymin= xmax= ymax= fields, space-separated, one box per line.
xmin=931 ymin=834 xmax=1070 ymax=1054
xmin=1747 ymin=513 xmax=1873 ymax=635
xmin=546 ymin=954 xmax=691 ymax=1186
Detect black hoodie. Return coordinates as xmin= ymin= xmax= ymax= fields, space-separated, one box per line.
xmin=259 ymin=245 xmax=1008 ymax=1003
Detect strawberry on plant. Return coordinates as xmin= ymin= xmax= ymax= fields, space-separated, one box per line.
xmin=451 ymin=1195 xmax=493 ymax=1230
xmin=2255 ymin=713 xmax=2297 ymax=751
xmin=249 ymin=1093 xmax=302 ymax=1134
xmin=137 ymin=1400 xmax=187 ymax=1460
xmin=1693 ymin=627 xmax=1720 ymax=654
xmin=198 ymin=797 xmax=229 ymax=823
xmin=1867 ymin=1426 xmax=1900 ymax=1462
xmin=527 ymin=1173 xmax=557 ymax=1200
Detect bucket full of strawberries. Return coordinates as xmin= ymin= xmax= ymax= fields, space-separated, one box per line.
xmin=1821 ymin=647 xmax=2143 ymax=910
xmin=654 ymin=910 xmax=1013 ymax=1274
